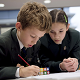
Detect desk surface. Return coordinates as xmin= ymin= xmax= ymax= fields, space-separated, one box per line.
xmin=9 ymin=70 xmax=80 ymax=80
xmin=10 ymin=77 xmax=80 ymax=80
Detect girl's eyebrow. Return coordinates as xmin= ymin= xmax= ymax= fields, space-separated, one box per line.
xmin=60 ymin=28 xmax=63 ymax=30
xmin=50 ymin=28 xmax=64 ymax=32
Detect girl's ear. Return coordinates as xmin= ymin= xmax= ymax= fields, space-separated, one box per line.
xmin=66 ymin=24 xmax=70 ymax=31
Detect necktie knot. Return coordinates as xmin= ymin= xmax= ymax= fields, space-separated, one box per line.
xmin=21 ymin=47 xmax=26 ymax=53
xmin=21 ymin=47 xmax=27 ymax=59
xmin=21 ymin=47 xmax=28 ymax=66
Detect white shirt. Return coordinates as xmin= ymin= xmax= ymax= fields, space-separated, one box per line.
xmin=17 ymin=35 xmax=24 ymax=51
xmin=15 ymin=35 xmax=24 ymax=77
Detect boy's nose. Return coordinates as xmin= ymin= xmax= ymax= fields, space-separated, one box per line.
xmin=32 ymin=38 xmax=39 ymax=45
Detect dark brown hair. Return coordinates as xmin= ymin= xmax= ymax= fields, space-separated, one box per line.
xmin=49 ymin=9 xmax=68 ymax=26
xmin=17 ymin=2 xmax=52 ymax=33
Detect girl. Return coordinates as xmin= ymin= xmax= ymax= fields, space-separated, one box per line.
xmin=39 ymin=9 xmax=80 ymax=73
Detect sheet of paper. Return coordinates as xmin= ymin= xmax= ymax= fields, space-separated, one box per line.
xmin=20 ymin=70 xmax=80 ymax=80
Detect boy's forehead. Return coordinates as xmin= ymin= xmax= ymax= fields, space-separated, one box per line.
xmin=25 ymin=26 xmax=46 ymax=37
xmin=31 ymin=27 xmax=46 ymax=37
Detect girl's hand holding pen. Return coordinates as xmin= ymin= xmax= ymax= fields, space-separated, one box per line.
xmin=19 ymin=65 xmax=40 ymax=77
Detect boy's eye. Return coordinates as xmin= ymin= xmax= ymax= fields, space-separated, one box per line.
xmin=30 ymin=35 xmax=35 ymax=38
xmin=50 ymin=31 xmax=54 ymax=33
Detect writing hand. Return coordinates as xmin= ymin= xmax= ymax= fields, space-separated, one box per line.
xmin=19 ymin=65 xmax=40 ymax=77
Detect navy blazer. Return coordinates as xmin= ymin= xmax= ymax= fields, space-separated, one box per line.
xmin=0 ymin=28 xmax=41 ymax=79
xmin=39 ymin=28 xmax=80 ymax=73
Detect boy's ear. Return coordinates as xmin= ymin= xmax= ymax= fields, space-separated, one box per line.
xmin=66 ymin=24 xmax=70 ymax=31
xmin=15 ymin=22 xmax=22 ymax=31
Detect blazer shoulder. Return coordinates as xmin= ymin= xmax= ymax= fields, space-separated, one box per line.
xmin=36 ymin=40 xmax=41 ymax=47
xmin=68 ymin=28 xmax=80 ymax=43
xmin=0 ymin=28 xmax=16 ymax=38
xmin=68 ymin=28 xmax=80 ymax=38
xmin=0 ymin=28 xmax=15 ymax=38
xmin=40 ymin=34 xmax=49 ymax=47
xmin=33 ymin=40 xmax=41 ymax=50
xmin=0 ymin=28 xmax=16 ymax=46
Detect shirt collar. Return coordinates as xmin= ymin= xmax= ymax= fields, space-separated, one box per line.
xmin=59 ymin=42 xmax=62 ymax=44
xmin=16 ymin=34 xmax=24 ymax=50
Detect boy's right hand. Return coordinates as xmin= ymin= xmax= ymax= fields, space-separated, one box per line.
xmin=19 ymin=65 xmax=40 ymax=77
xmin=16 ymin=63 xmax=24 ymax=68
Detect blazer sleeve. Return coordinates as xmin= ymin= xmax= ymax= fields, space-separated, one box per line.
xmin=69 ymin=32 xmax=80 ymax=65
xmin=39 ymin=43 xmax=62 ymax=73
xmin=0 ymin=67 xmax=17 ymax=79
xmin=0 ymin=37 xmax=18 ymax=79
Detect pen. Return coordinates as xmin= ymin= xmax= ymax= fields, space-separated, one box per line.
xmin=18 ymin=54 xmax=30 ymax=66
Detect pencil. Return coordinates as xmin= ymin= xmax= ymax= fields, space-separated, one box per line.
xmin=18 ymin=54 xmax=30 ymax=66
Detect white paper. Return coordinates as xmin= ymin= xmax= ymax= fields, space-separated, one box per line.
xmin=20 ymin=70 xmax=80 ymax=80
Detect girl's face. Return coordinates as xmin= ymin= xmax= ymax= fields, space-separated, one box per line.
xmin=49 ymin=22 xmax=69 ymax=44
xmin=16 ymin=22 xmax=46 ymax=48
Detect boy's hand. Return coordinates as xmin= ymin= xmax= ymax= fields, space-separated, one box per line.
xmin=16 ymin=63 xmax=24 ymax=68
xmin=19 ymin=65 xmax=40 ymax=77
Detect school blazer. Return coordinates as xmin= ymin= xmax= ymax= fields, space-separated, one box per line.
xmin=0 ymin=28 xmax=41 ymax=79
xmin=39 ymin=28 xmax=80 ymax=73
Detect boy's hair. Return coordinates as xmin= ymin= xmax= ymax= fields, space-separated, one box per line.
xmin=17 ymin=2 xmax=52 ymax=33
xmin=49 ymin=9 xmax=68 ymax=26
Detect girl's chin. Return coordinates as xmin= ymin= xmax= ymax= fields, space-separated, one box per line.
xmin=54 ymin=41 xmax=61 ymax=44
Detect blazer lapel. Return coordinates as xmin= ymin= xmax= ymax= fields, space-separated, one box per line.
xmin=11 ymin=28 xmax=22 ymax=65
xmin=26 ymin=47 xmax=34 ymax=63
xmin=48 ymin=34 xmax=59 ymax=57
xmin=60 ymin=32 xmax=70 ymax=59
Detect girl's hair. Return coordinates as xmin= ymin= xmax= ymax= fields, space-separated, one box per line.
xmin=17 ymin=2 xmax=52 ymax=33
xmin=49 ymin=9 xmax=68 ymax=26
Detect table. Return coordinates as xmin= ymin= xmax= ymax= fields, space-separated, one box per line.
xmin=9 ymin=70 xmax=80 ymax=80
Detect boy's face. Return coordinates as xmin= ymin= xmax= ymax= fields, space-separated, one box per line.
xmin=16 ymin=22 xmax=46 ymax=48
xmin=49 ymin=22 xmax=69 ymax=44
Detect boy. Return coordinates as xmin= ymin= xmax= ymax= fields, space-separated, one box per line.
xmin=0 ymin=2 xmax=52 ymax=79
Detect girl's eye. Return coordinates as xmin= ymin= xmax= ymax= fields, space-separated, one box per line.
xmin=60 ymin=31 xmax=63 ymax=32
xmin=30 ymin=35 xmax=35 ymax=38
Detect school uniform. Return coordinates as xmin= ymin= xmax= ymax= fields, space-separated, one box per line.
xmin=39 ymin=28 xmax=80 ymax=73
xmin=0 ymin=28 xmax=41 ymax=79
